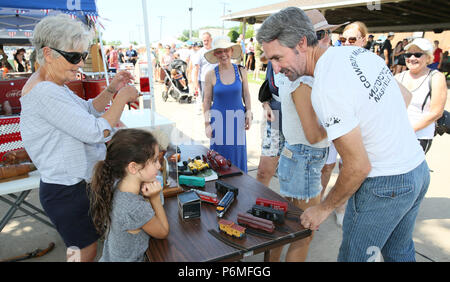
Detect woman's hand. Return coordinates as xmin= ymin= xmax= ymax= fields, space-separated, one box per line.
xmin=115 ymin=84 xmax=139 ymax=104
xmin=245 ymin=111 xmax=253 ymax=130
xmin=108 ymin=70 xmax=134 ymax=93
xmin=263 ymin=102 xmax=274 ymax=122
xmin=141 ymin=181 xmax=162 ymax=199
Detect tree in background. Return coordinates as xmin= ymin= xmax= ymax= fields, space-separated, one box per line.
xmin=178 ymin=29 xmax=199 ymax=42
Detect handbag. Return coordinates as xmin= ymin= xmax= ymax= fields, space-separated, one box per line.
xmin=258 ymin=79 xmax=272 ymax=103
xmin=420 ymin=70 xmax=450 ymax=136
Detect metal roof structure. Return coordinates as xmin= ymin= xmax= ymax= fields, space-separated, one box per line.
xmin=222 ymin=0 xmax=450 ymax=33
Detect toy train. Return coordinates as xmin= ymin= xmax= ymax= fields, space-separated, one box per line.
xmin=179 ymin=175 xmax=205 ymax=188
xmin=256 ymin=197 xmax=288 ymax=213
xmin=215 ymin=180 xmax=239 ymax=196
xmin=237 ymin=212 xmax=275 ymax=233
xmin=218 ymin=219 xmax=245 ymax=238
xmin=249 ymin=204 xmax=285 ymax=224
xmin=216 ymin=191 xmax=235 ymax=218
xmin=190 ymin=189 xmax=219 ymax=205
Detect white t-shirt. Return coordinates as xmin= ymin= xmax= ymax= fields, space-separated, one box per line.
xmin=193 ymin=47 xmax=217 ymax=82
xmin=311 ymin=46 xmax=424 ymax=177
xmin=278 ymin=74 xmax=329 ymax=148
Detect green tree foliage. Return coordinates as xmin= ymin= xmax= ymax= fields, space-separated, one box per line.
xmin=178 ymin=29 xmax=199 ymax=42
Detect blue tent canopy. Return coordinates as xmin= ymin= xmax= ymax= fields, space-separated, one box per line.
xmin=0 ymin=1 xmax=98 ymax=14
xmin=0 ymin=1 xmax=98 ymax=30
xmin=0 ymin=1 xmax=99 ymax=44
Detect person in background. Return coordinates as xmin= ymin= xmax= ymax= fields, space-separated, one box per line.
xmin=108 ymin=46 xmax=119 ymax=73
xmin=14 ymin=48 xmax=28 ymax=72
xmin=395 ymin=38 xmax=447 ymax=154
xmin=118 ymin=48 xmax=125 ymax=64
xmin=193 ymin=32 xmax=217 ymax=112
xmin=429 ymin=40 xmax=443 ymax=71
xmin=126 ymin=45 xmax=138 ymax=66
xmin=245 ymin=37 xmax=255 ymax=71
xmin=89 ymin=129 xmax=169 ymax=262
xmin=364 ymin=35 xmax=375 ymax=52
xmin=380 ymin=32 xmax=394 ymax=69
xmin=19 ymin=14 xmax=139 ymax=262
xmin=203 ymin=36 xmax=252 ymax=173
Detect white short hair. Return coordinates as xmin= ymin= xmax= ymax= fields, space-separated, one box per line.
xmin=32 ymin=14 xmax=93 ymax=65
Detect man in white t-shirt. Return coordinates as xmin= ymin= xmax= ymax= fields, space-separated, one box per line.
xmin=258 ymin=7 xmax=429 ymax=262
xmin=193 ymin=32 xmax=217 ymax=104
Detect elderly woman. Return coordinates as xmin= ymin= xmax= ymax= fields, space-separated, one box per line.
xmin=395 ymin=38 xmax=447 ymax=154
xmin=19 ymin=15 xmax=138 ymax=261
xmin=203 ymin=37 xmax=252 ymax=173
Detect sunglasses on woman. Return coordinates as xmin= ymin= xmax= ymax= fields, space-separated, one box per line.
xmin=404 ymin=52 xmax=424 ymax=58
xmin=49 ymin=47 xmax=89 ymax=64
xmin=340 ymin=37 xmax=359 ymax=44
xmin=316 ymin=29 xmax=331 ymax=41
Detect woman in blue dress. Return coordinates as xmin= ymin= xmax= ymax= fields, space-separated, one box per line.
xmin=203 ymin=37 xmax=253 ymax=173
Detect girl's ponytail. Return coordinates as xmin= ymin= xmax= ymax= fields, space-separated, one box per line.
xmin=89 ymin=160 xmax=115 ymax=237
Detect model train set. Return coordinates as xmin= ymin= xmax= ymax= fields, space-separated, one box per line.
xmin=173 ymin=147 xmax=306 ymax=249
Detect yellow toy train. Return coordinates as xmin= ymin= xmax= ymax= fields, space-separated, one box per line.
xmin=218 ymin=219 xmax=246 ymax=238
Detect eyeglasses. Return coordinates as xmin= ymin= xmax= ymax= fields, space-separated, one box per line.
xmin=316 ymin=29 xmax=331 ymax=41
xmin=48 ymin=47 xmax=89 ymax=64
xmin=214 ymin=48 xmax=231 ymax=56
xmin=340 ymin=37 xmax=361 ymax=44
xmin=404 ymin=52 xmax=424 ymax=59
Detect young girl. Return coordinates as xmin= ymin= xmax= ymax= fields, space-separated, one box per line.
xmin=89 ymin=128 xmax=169 ymax=262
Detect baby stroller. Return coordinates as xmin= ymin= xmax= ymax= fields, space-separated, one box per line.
xmin=162 ymin=59 xmax=194 ymax=103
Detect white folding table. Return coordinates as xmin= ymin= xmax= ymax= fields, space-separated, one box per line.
xmin=0 ymin=170 xmax=54 ymax=232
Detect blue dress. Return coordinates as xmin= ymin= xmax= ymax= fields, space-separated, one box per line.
xmin=210 ymin=64 xmax=248 ymax=173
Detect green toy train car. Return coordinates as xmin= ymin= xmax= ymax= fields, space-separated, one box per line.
xmin=179 ymin=175 xmax=205 ymax=188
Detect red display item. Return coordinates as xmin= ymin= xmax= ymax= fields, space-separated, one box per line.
xmin=256 ymin=197 xmax=288 ymax=213
xmin=204 ymin=150 xmax=231 ymax=171
xmin=140 ymin=77 xmax=150 ymax=92
xmin=0 ymin=116 xmax=23 ymax=160
xmin=82 ymin=78 xmax=107 ymax=100
xmin=65 ymin=79 xmax=85 ymax=100
xmin=0 ymin=78 xmax=27 ymax=115
xmin=237 ymin=212 xmax=275 ymax=233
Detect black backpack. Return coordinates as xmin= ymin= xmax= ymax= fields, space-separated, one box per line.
xmin=421 ymin=70 xmax=450 ymax=136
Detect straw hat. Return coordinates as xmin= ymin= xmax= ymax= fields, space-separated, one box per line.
xmin=305 ymin=9 xmax=349 ymax=31
xmin=204 ymin=36 xmax=242 ymax=64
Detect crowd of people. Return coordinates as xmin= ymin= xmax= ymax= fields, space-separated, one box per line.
xmin=15 ymin=7 xmax=449 ymax=263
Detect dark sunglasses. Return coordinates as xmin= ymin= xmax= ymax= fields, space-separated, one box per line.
xmin=340 ymin=37 xmax=358 ymax=44
xmin=316 ymin=29 xmax=331 ymax=41
xmin=49 ymin=47 xmax=89 ymax=64
xmin=404 ymin=52 xmax=424 ymax=58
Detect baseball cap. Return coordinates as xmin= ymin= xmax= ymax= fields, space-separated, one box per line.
xmin=305 ymin=9 xmax=349 ymax=31
xmin=404 ymin=38 xmax=434 ymax=57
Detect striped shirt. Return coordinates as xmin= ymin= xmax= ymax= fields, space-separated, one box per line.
xmin=20 ymin=81 xmax=112 ymax=185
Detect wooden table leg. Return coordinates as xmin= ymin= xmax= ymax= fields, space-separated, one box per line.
xmin=264 ymin=250 xmax=270 ymax=262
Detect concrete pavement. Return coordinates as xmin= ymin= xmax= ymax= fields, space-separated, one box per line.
xmin=0 ymin=79 xmax=449 ymax=262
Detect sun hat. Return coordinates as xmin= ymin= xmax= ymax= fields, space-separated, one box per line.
xmin=204 ymin=36 xmax=242 ymax=64
xmin=305 ymin=9 xmax=349 ymax=32
xmin=404 ymin=38 xmax=434 ymax=56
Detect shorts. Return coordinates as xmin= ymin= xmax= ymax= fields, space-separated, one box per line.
xmin=278 ymin=143 xmax=328 ymax=201
xmin=261 ymin=120 xmax=285 ymax=157
xmin=39 ymin=180 xmax=100 ymax=249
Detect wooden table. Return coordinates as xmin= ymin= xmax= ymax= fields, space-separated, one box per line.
xmin=146 ymin=145 xmax=311 ymax=262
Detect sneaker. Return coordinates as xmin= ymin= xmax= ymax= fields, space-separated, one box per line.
xmin=335 ymin=211 xmax=344 ymax=228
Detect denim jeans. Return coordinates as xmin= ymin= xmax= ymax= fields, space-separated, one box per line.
xmin=338 ymin=160 xmax=430 ymax=262
xmin=278 ymin=142 xmax=328 ymax=201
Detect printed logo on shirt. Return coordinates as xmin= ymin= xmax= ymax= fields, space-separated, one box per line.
xmin=323 ymin=117 xmax=341 ymax=128
xmin=349 ymin=48 xmax=393 ymax=103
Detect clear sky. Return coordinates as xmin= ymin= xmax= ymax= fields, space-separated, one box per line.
xmin=96 ymin=0 xmax=282 ymax=46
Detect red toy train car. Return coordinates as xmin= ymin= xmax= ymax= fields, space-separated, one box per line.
xmin=256 ymin=197 xmax=288 ymax=213
xmin=237 ymin=212 xmax=275 ymax=233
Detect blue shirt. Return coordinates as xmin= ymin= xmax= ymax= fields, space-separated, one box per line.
xmin=20 ymin=81 xmax=112 ymax=185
